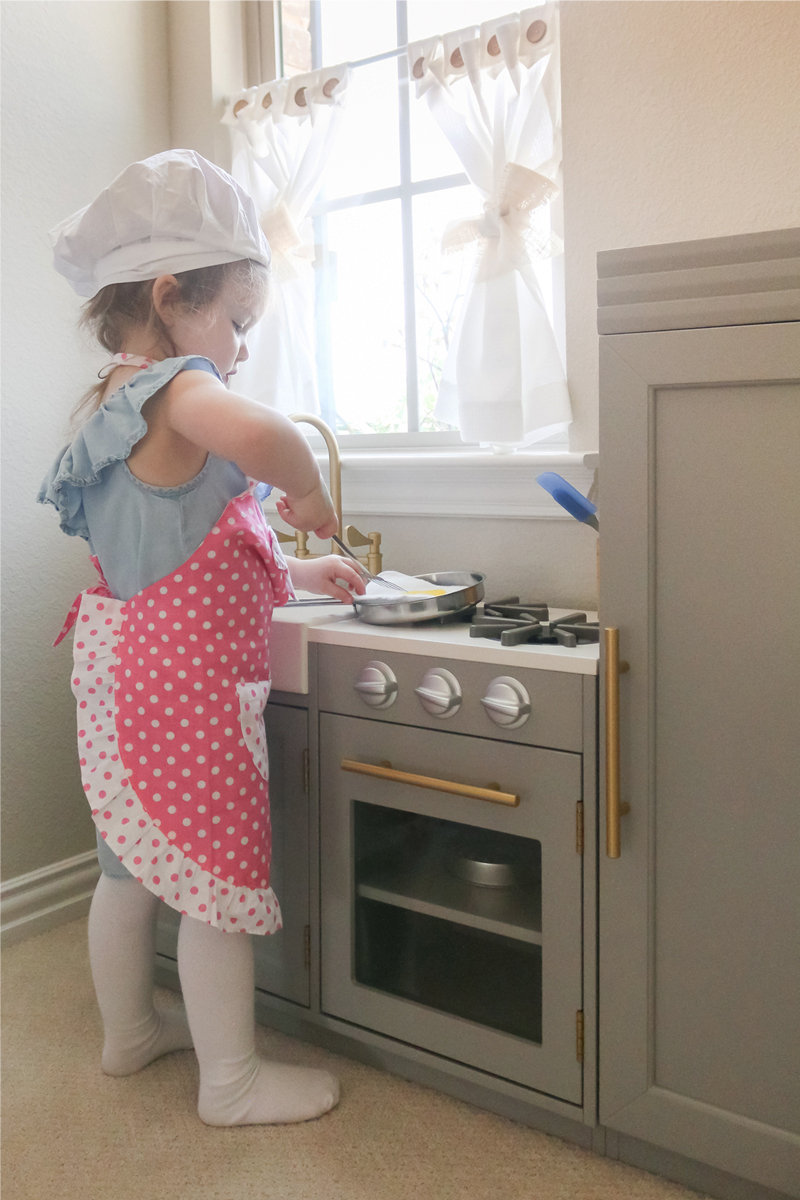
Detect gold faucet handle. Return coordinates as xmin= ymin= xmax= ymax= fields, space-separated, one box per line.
xmin=345 ymin=525 xmax=383 ymax=576
xmin=272 ymin=529 xmax=313 ymax=560
xmin=344 ymin=524 xmax=370 ymax=549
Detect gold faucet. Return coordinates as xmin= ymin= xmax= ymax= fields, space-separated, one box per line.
xmin=273 ymin=413 xmax=383 ymax=572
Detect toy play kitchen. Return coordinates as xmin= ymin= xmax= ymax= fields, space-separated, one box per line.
xmin=248 ymin=588 xmax=597 ymax=1114
xmin=155 ymin=228 xmax=800 ymax=1200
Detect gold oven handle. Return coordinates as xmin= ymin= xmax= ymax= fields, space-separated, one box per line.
xmin=340 ymin=759 xmax=520 ymax=807
xmin=604 ymin=627 xmax=630 ymax=857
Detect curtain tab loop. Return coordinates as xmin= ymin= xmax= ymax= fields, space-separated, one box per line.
xmin=407 ymin=37 xmax=445 ymax=95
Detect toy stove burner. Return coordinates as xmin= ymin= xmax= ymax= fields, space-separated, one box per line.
xmin=433 ymin=604 xmax=479 ymax=626
xmin=470 ymin=597 xmax=600 ymax=648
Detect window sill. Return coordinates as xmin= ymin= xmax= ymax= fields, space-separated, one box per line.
xmin=263 ymin=449 xmax=599 ymax=520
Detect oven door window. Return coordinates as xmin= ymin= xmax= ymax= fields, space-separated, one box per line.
xmin=354 ymin=804 xmax=543 ymax=1043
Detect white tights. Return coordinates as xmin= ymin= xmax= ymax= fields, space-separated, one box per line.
xmin=88 ymin=875 xmax=339 ymax=1125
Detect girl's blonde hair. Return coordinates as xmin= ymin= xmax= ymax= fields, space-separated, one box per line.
xmin=72 ymin=258 xmax=269 ymax=427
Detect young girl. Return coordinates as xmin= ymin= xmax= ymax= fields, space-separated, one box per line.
xmin=38 ymin=149 xmax=365 ymax=1126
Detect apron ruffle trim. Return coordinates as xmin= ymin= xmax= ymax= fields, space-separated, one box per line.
xmin=72 ymin=592 xmax=282 ymax=935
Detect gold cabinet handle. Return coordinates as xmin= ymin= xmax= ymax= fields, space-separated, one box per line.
xmin=604 ymin=627 xmax=630 ymax=857
xmin=340 ymin=758 xmax=520 ymax=807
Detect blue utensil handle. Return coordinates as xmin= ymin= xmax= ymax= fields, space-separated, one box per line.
xmin=536 ymin=472 xmax=599 ymax=529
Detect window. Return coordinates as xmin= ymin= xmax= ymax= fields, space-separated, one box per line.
xmin=277 ymin=0 xmax=564 ymax=448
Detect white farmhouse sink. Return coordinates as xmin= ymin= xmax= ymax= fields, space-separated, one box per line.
xmin=270 ymin=595 xmax=354 ymax=693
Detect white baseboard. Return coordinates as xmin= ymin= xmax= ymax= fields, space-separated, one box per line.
xmin=1 ymin=850 xmax=100 ymax=947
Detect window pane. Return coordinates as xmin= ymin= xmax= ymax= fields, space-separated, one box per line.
xmin=407 ymin=0 xmax=521 ymax=43
xmin=318 ymin=0 xmax=398 ymax=66
xmin=321 ymin=200 xmax=407 ymax=434
xmin=281 ymin=1 xmax=312 ymax=75
xmin=322 ymin=56 xmax=401 ymax=200
xmin=413 ymin=186 xmax=476 ymax=432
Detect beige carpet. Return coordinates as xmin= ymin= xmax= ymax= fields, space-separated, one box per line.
xmin=2 ymin=918 xmax=708 ymax=1200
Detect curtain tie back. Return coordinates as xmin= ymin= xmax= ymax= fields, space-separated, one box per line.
xmin=260 ymin=202 xmax=315 ymax=282
xmin=441 ymin=162 xmax=562 ymax=273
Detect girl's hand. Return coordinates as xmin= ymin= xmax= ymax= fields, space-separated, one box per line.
xmin=276 ymin=481 xmax=337 ymax=539
xmin=287 ymin=556 xmax=367 ymax=603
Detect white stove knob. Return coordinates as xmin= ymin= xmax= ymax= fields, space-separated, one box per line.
xmin=480 ymin=676 xmax=531 ymax=728
xmin=415 ymin=668 xmax=462 ymax=718
xmin=353 ymin=660 xmax=398 ymax=708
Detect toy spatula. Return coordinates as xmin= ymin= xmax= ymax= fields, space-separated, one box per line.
xmin=536 ymin=472 xmax=599 ymax=531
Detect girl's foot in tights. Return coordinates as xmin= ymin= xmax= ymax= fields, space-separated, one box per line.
xmin=88 ymin=874 xmax=195 ymax=1076
xmin=177 ymin=913 xmax=339 ymax=1125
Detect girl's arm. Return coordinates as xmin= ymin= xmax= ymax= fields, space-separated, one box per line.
xmin=161 ymin=370 xmax=336 ymax=536
xmin=287 ymin=556 xmax=367 ymax=604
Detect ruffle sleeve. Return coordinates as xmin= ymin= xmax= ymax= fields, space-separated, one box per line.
xmin=36 ymin=356 xmax=222 ymax=540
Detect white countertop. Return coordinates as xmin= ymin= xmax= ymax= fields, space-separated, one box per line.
xmin=271 ymin=598 xmax=599 ymax=692
xmin=309 ymin=610 xmax=599 ymax=675
xmin=268 ymin=596 xmax=353 ymax=693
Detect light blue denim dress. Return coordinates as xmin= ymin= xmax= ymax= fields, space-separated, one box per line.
xmin=38 ymin=356 xmax=272 ymax=880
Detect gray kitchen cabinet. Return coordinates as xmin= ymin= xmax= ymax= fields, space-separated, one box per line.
xmin=156 ymin=697 xmax=310 ymax=1007
xmin=598 ymin=229 xmax=800 ymax=1198
xmin=253 ymin=701 xmax=310 ymax=1006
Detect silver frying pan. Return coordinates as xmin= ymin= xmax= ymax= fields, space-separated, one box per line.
xmin=352 ymin=571 xmax=486 ymax=626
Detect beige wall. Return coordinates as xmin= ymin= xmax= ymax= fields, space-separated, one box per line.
xmin=1 ymin=1 xmax=171 ymax=880
xmin=561 ymin=0 xmax=800 ymax=450
xmin=167 ymin=0 xmax=248 ymax=170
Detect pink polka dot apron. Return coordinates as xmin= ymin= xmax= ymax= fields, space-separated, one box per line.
xmin=56 ymin=482 xmax=294 ymax=934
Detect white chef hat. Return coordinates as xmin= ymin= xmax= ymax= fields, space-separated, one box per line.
xmin=50 ymin=149 xmax=271 ymax=298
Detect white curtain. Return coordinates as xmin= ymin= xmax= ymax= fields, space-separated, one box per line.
xmin=222 ymin=65 xmax=350 ymax=414
xmin=409 ymin=4 xmax=571 ymax=449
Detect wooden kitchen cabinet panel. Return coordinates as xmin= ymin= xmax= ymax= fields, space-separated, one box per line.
xmin=599 ymin=308 xmax=800 ymax=1199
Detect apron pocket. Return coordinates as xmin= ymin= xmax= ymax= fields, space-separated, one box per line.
xmin=236 ymin=679 xmax=272 ymax=782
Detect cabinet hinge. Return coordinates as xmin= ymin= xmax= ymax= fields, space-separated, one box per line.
xmin=302 ymin=747 xmax=310 ymax=795
xmin=303 ymin=924 xmax=311 ymax=971
xmin=576 ymin=1010 xmax=585 ymax=1063
xmin=576 ymin=801 xmax=584 ymax=855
